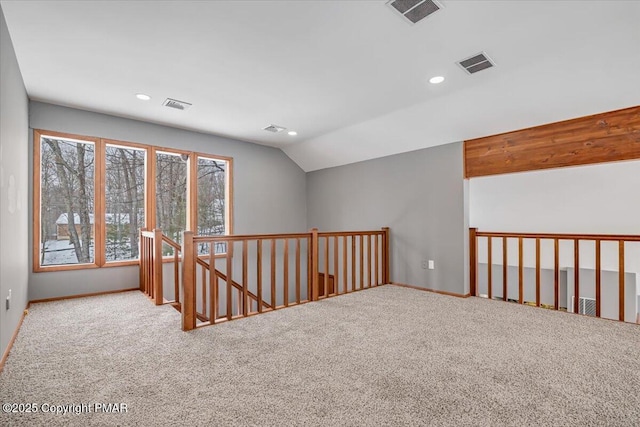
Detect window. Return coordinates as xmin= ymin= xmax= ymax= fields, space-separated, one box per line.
xmin=105 ymin=144 xmax=146 ymax=262
xmin=155 ymin=151 xmax=188 ymax=252
xmin=196 ymin=156 xmax=228 ymax=255
xmin=37 ymin=135 xmax=96 ymax=267
xmin=33 ymin=130 xmax=233 ymax=272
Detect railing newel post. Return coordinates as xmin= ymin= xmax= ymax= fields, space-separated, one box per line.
xmin=139 ymin=228 xmax=146 ymax=293
xmin=469 ymin=228 xmax=478 ymax=297
xmin=181 ymin=231 xmax=196 ymax=331
xmin=153 ymin=228 xmax=163 ymax=305
xmin=382 ymin=227 xmax=390 ymax=284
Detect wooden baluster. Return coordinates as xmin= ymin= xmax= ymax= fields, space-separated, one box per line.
xmin=307 ymin=236 xmax=312 ymax=302
xmin=181 ymin=231 xmax=196 ymax=331
xmin=535 ymin=238 xmax=540 ymax=307
xmin=359 ymin=234 xmax=364 ymax=290
xmin=283 ymin=239 xmax=289 ymax=307
xmin=148 ymin=236 xmax=152 ymax=296
xmin=141 ymin=236 xmax=145 ymax=294
xmin=144 ymin=236 xmax=148 ymax=295
xmin=227 ymin=241 xmax=234 ymax=320
xmin=351 ymin=235 xmax=356 ymax=291
xmin=174 ymin=248 xmax=180 ymax=304
xmin=324 ymin=237 xmax=329 ymax=297
xmin=596 ymin=240 xmax=601 ymax=318
xmin=374 ymin=234 xmax=379 ymax=286
xmin=502 ymin=236 xmax=507 ymax=302
xmin=271 ymin=239 xmax=276 ymax=308
xmin=139 ymin=229 xmax=144 ymax=292
xmin=257 ymin=240 xmax=263 ymax=312
xmin=243 ymin=240 xmax=248 ymax=316
xmin=619 ymin=240 xmax=625 ymax=322
xmin=343 ymin=236 xmax=348 ymax=293
xmin=382 ymin=227 xmax=390 ymax=284
xmin=366 ymin=234 xmax=372 ymax=288
xmin=574 ymin=239 xmax=579 ymax=314
xmin=554 ymin=239 xmax=559 ymax=310
xmin=201 ymin=261 xmax=206 ymax=317
xmin=518 ymin=237 xmax=523 ymax=305
xmin=209 ymin=242 xmax=216 ymax=325
xmin=311 ymin=229 xmax=319 ymax=301
xmin=487 ymin=237 xmax=492 ymax=300
xmin=295 ymin=238 xmax=301 ymax=304
xmin=334 ymin=236 xmax=339 ymax=294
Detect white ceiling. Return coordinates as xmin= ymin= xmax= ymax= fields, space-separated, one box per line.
xmin=2 ymin=1 xmax=639 ymax=171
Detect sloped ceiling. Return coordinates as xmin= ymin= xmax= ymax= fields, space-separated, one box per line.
xmin=1 ymin=0 xmax=639 ymax=171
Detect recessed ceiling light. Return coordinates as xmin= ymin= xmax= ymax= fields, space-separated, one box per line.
xmin=288 ymin=131 xmax=297 ymax=136
xmin=429 ymin=76 xmax=445 ymax=84
xmin=136 ymin=93 xmax=151 ymax=101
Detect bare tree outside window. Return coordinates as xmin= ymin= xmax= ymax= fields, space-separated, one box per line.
xmin=40 ymin=137 xmax=95 ymax=266
xmin=35 ymin=130 xmax=232 ymax=271
xmin=105 ymin=145 xmax=145 ymax=261
xmin=156 ymin=152 xmax=187 ymax=254
xmin=197 ymin=156 xmax=227 ymax=255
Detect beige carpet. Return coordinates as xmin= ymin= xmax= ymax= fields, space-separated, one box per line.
xmin=0 ymin=285 xmax=639 ymax=426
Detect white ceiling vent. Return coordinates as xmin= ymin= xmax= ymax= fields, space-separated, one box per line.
xmin=387 ymin=0 xmax=442 ymax=25
xmin=163 ymin=98 xmax=192 ymax=110
xmin=262 ymin=124 xmax=287 ymax=133
xmin=457 ymin=52 xmax=495 ymax=74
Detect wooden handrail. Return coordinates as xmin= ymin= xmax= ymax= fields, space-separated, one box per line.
xmin=193 ymin=232 xmax=311 ymax=243
xmin=476 ymin=231 xmax=640 ymax=242
xmin=470 ymin=228 xmax=636 ymax=324
xmin=161 ymin=235 xmax=181 ymax=250
xmin=318 ymin=230 xmax=385 ymax=237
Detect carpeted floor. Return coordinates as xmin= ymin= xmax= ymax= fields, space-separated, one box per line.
xmin=0 ymin=285 xmax=639 ymax=426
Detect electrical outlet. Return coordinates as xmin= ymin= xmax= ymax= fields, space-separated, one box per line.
xmin=421 ymin=257 xmax=428 ymax=269
xmin=428 ymin=260 xmax=435 ymax=270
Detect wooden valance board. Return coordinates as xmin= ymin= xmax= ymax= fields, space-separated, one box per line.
xmin=464 ymin=105 xmax=640 ymax=178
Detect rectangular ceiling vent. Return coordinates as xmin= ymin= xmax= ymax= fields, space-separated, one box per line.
xmin=262 ymin=124 xmax=287 ymax=133
xmin=163 ymin=98 xmax=192 ymax=110
xmin=387 ymin=0 xmax=442 ymax=25
xmin=457 ymin=52 xmax=495 ymax=75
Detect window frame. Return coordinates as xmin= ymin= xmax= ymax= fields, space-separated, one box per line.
xmin=33 ymin=129 xmax=234 ymax=272
xmin=102 ymin=139 xmax=150 ymax=267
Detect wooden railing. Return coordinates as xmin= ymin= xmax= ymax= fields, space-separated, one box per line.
xmin=139 ymin=229 xmax=162 ymax=305
xmin=470 ymin=228 xmax=640 ymax=323
xmin=194 ymin=257 xmax=272 ymax=322
xmin=314 ymin=229 xmax=390 ymax=300
xmin=139 ymin=228 xmax=181 ymax=306
xmin=181 ymin=227 xmax=390 ymax=331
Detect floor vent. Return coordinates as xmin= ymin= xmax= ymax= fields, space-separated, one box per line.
xmin=457 ymin=52 xmax=495 ymax=74
xmin=262 ymin=124 xmax=287 ymax=133
xmin=163 ymin=98 xmax=192 ymax=110
xmin=387 ymin=0 xmax=442 ymax=24
xmin=572 ymin=296 xmax=596 ymax=316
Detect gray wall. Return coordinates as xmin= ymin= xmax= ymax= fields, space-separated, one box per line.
xmin=0 ymin=6 xmax=30 ymax=359
xmin=29 ymin=102 xmax=307 ymax=300
xmin=306 ymin=142 xmax=469 ymax=295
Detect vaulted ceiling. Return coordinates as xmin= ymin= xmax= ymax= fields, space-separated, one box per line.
xmin=2 ymin=1 xmax=639 ymax=171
